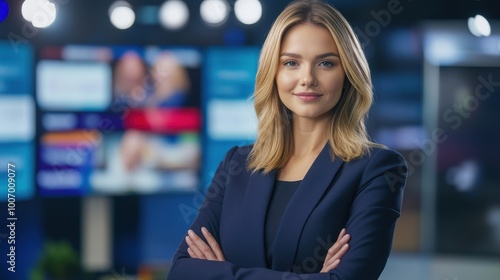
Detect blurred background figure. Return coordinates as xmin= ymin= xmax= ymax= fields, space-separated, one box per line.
xmin=116 ymin=50 xmax=198 ymax=179
xmin=147 ymin=51 xmax=191 ymax=108
xmin=113 ymin=51 xmax=148 ymax=108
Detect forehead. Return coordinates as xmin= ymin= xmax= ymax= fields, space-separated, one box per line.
xmin=280 ymin=23 xmax=338 ymax=53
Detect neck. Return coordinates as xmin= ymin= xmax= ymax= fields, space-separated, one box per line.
xmin=291 ymin=116 xmax=329 ymax=157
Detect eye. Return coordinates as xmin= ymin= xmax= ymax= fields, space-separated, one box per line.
xmin=319 ymin=61 xmax=335 ymax=67
xmin=283 ymin=61 xmax=298 ymax=67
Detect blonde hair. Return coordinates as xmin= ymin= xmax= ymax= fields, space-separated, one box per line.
xmin=248 ymin=0 xmax=383 ymax=173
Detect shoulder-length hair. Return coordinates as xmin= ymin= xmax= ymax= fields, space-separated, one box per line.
xmin=248 ymin=0 xmax=383 ymax=173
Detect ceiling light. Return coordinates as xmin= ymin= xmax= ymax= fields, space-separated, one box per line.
xmin=474 ymin=14 xmax=491 ymax=37
xmin=109 ymin=1 xmax=135 ymax=30
xmin=159 ymin=0 xmax=189 ymax=30
xmin=21 ymin=0 xmax=56 ymax=28
xmin=468 ymin=17 xmax=481 ymax=37
xmin=234 ymin=0 xmax=261 ymax=25
xmin=200 ymin=0 xmax=229 ymax=27
xmin=468 ymin=14 xmax=491 ymax=37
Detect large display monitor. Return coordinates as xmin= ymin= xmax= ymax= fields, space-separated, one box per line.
xmin=435 ymin=65 xmax=500 ymax=256
xmin=201 ymin=47 xmax=260 ymax=188
xmin=36 ymin=45 xmax=202 ymax=196
xmin=0 ymin=41 xmax=35 ymax=202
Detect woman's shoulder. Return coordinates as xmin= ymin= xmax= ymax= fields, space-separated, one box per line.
xmin=234 ymin=144 xmax=254 ymax=157
xmin=220 ymin=144 xmax=254 ymax=163
xmin=215 ymin=145 xmax=254 ymax=178
xmin=353 ymin=146 xmax=408 ymax=183
xmin=348 ymin=146 xmax=406 ymax=169
xmin=369 ymin=146 xmax=405 ymax=160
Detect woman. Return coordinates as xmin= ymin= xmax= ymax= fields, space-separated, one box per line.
xmin=147 ymin=51 xmax=191 ymax=107
xmin=167 ymin=0 xmax=407 ymax=279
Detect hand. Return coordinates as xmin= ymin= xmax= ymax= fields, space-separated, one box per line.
xmin=185 ymin=227 xmax=225 ymax=261
xmin=320 ymin=228 xmax=350 ymax=272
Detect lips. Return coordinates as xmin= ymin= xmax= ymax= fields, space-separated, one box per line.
xmin=293 ymin=92 xmax=322 ymax=102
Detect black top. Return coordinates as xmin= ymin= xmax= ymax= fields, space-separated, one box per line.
xmin=264 ymin=179 xmax=302 ymax=267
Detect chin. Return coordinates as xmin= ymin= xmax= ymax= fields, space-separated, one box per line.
xmin=293 ymin=111 xmax=330 ymax=120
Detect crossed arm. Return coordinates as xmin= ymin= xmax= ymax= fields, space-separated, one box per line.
xmin=185 ymin=227 xmax=351 ymax=272
xmin=167 ymin=147 xmax=407 ymax=280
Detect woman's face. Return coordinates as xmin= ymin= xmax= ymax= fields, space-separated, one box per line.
xmin=276 ymin=23 xmax=345 ymax=122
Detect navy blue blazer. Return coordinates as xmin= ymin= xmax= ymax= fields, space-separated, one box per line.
xmin=167 ymin=143 xmax=407 ymax=280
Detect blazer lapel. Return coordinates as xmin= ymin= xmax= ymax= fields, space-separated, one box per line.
xmin=238 ymin=168 xmax=276 ymax=268
xmin=272 ymin=144 xmax=343 ymax=271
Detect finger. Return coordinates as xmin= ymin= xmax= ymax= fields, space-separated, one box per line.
xmin=320 ymin=259 xmax=340 ymax=272
xmin=331 ymin=243 xmax=349 ymax=262
xmin=321 ymin=259 xmax=340 ymax=272
xmin=326 ymin=229 xmax=347 ymax=261
xmin=201 ymin=227 xmax=225 ymax=261
xmin=185 ymin=236 xmax=204 ymax=259
xmin=187 ymin=247 xmax=195 ymax=258
xmin=325 ymin=243 xmax=349 ymax=267
xmin=188 ymin=230 xmax=218 ymax=260
xmin=336 ymin=228 xmax=346 ymax=242
xmin=325 ymin=233 xmax=350 ymax=263
xmin=325 ymin=235 xmax=350 ymax=266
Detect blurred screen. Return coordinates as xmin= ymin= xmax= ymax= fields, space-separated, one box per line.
xmin=202 ymin=47 xmax=260 ymax=187
xmin=0 ymin=95 xmax=35 ymax=141
xmin=436 ymin=66 xmax=500 ymax=256
xmin=37 ymin=61 xmax=112 ymax=111
xmin=36 ymin=45 xmax=202 ymax=196
xmin=0 ymin=41 xmax=35 ymax=201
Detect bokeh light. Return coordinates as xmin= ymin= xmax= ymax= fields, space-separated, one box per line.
xmin=468 ymin=14 xmax=491 ymax=37
xmin=109 ymin=1 xmax=135 ymax=30
xmin=200 ymin=0 xmax=229 ymax=27
xmin=234 ymin=0 xmax=262 ymax=25
xmin=159 ymin=0 xmax=189 ymax=30
xmin=0 ymin=1 xmax=9 ymax=23
xmin=21 ymin=0 xmax=56 ymax=28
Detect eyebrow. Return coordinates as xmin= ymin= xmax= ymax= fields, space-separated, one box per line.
xmin=279 ymin=52 xmax=340 ymax=59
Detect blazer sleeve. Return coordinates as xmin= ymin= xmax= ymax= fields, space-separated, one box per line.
xmin=330 ymin=148 xmax=408 ymax=280
xmin=167 ymin=146 xmax=238 ymax=276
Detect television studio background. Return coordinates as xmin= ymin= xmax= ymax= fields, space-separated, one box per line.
xmin=0 ymin=0 xmax=499 ymax=279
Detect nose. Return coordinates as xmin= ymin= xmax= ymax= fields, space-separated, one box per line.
xmin=301 ymin=64 xmax=317 ymax=87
